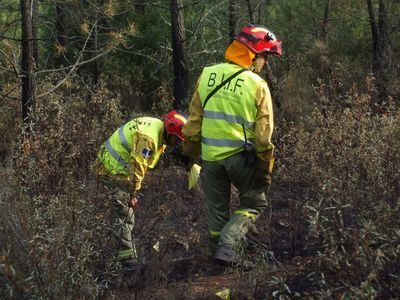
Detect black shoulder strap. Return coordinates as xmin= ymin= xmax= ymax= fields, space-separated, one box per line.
xmin=202 ymin=68 xmax=248 ymax=109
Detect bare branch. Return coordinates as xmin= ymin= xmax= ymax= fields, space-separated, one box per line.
xmin=0 ymin=34 xmax=21 ymax=41
xmin=0 ymin=48 xmax=19 ymax=79
xmin=36 ymin=20 xmax=103 ymax=98
xmin=0 ymin=90 xmax=20 ymax=101
xmin=117 ymin=48 xmax=162 ymax=63
xmin=187 ymin=0 xmax=228 ymax=52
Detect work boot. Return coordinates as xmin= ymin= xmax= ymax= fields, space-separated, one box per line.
xmin=213 ymin=245 xmax=238 ymax=265
xmin=213 ymin=245 xmax=255 ymax=271
xmin=121 ymin=258 xmax=140 ymax=273
xmin=204 ymin=263 xmax=228 ymax=276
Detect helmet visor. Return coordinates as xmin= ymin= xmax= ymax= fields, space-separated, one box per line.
xmin=266 ymin=40 xmax=282 ymax=57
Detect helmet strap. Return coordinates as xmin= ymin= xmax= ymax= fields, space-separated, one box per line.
xmin=162 ymin=129 xmax=169 ymax=143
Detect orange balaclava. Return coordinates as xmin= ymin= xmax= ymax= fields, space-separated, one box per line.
xmin=224 ymin=40 xmax=255 ymax=68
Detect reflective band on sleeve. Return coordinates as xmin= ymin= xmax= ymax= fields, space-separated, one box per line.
xmin=233 ymin=209 xmax=257 ymax=221
xmin=106 ymin=139 xmax=128 ymax=168
xmin=209 ymin=230 xmax=221 ymax=238
xmin=202 ymin=137 xmax=254 ymax=148
xmin=118 ymin=248 xmax=135 ymax=259
xmin=118 ymin=125 xmax=130 ymax=152
xmin=204 ymin=110 xmax=255 ymax=129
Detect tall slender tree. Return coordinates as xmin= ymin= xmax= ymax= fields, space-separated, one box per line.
xmin=20 ymin=0 xmax=36 ymax=130
xmin=229 ymin=0 xmax=238 ymax=42
xmin=246 ymin=0 xmax=255 ymax=23
xmin=135 ymin=2 xmax=145 ymax=15
xmin=321 ymin=0 xmax=333 ymax=40
xmin=32 ymin=0 xmax=39 ymax=66
xmin=366 ymin=0 xmax=391 ymax=107
xmin=170 ymin=0 xmax=188 ymax=109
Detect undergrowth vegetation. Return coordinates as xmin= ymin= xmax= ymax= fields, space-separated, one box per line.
xmin=0 ymin=83 xmax=125 ymax=298
xmin=2 ymin=1 xmax=400 ymax=298
xmin=1 ymin=72 xmax=399 ymax=298
xmin=276 ymin=77 xmax=400 ymax=298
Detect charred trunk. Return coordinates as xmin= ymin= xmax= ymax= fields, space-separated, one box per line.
xmin=20 ymin=0 xmax=36 ymax=130
xmin=170 ymin=0 xmax=188 ymax=109
xmin=367 ymin=0 xmax=391 ymax=109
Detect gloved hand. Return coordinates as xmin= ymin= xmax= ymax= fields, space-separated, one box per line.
xmin=254 ymin=158 xmax=274 ymax=188
xmin=180 ymin=154 xmax=196 ymax=171
xmin=254 ymin=167 xmax=272 ymax=187
xmin=129 ymin=196 xmax=139 ymax=210
xmin=182 ymin=140 xmax=200 ymax=170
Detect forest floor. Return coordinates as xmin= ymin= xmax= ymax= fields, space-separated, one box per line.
xmin=106 ymin=163 xmax=316 ymax=299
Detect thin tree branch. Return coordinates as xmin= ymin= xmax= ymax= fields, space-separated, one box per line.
xmin=34 ymin=48 xmax=110 ymax=76
xmin=0 ymin=91 xmax=20 ymax=101
xmin=116 ymin=48 xmax=162 ymax=63
xmin=0 ymin=48 xmax=19 ymax=79
xmin=0 ymin=34 xmax=21 ymax=41
xmin=188 ymin=0 xmax=227 ymax=52
xmin=2 ymin=18 xmax=21 ymax=30
xmin=36 ymin=20 xmax=102 ymax=98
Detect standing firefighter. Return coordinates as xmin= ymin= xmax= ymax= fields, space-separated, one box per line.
xmin=97 ymin=110 xmax=187 ymax=268
xmin=182 ymin=24 xmax=282 ymax=265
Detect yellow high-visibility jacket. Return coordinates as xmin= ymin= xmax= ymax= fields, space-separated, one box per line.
xmin=182 ymin=63 xmax=274 ymax=163
xmin=97 ymin=117 xmax=165 ymax=191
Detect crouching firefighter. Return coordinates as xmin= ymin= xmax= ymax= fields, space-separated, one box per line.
xmin=182 ymin=24 xmax=282 ymax=265
xmin=97 ymin=110 xmax=187 ymax=269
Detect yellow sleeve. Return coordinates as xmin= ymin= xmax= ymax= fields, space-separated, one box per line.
xmin=129 ymin=133 xmax=159 ymax=191
xmin=182 ymin=78 xmax=203 ymax=158
xmin=149 ymin=144 xmax=166 ymax=169
xmin=255 ymin=81 xmax=274 ymax=162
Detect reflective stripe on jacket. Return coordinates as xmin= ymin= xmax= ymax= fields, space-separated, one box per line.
xmin=97 ymin=117 xmax=165 ymax=191
xmin=197 ymin=63 xmax=268 ymax=161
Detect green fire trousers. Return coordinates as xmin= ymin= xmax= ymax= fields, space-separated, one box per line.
xmin=104 ymin=179 xmax=137 ymax=261
xmin=203 ymin=151 xmax=268 ymax=256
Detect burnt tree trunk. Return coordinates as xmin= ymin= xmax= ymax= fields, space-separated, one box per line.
xmin=246 ymin=0 xmax=255 ymax=24
xmin=170 ymin=0 xmax=188 ymax=109
xmin=229 ymin=0 xmax=238 ymax=42
xmin=321 ymin=0 xmax=332 ymax=40
xmin=32 ymin=0 xmax=39 ymax=66
xmin=257 ymin=0 xmax=267 ymax=24
xmin=367 ymin=0 xmax=390 ymax=108
xmin=20 ymin=0 xmax=36 ymax=130
xmin=135 ymin=3 xmax=145 ymax=14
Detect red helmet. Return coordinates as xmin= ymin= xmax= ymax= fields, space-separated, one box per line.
xmin=236 ymin=24 xmax=282 ymax=57
xmin=162 ymin=110 xmax=187 ymax=141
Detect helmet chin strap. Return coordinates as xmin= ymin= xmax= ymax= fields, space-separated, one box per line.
xmin=163 ymin=130 xmax=169 ymax=144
